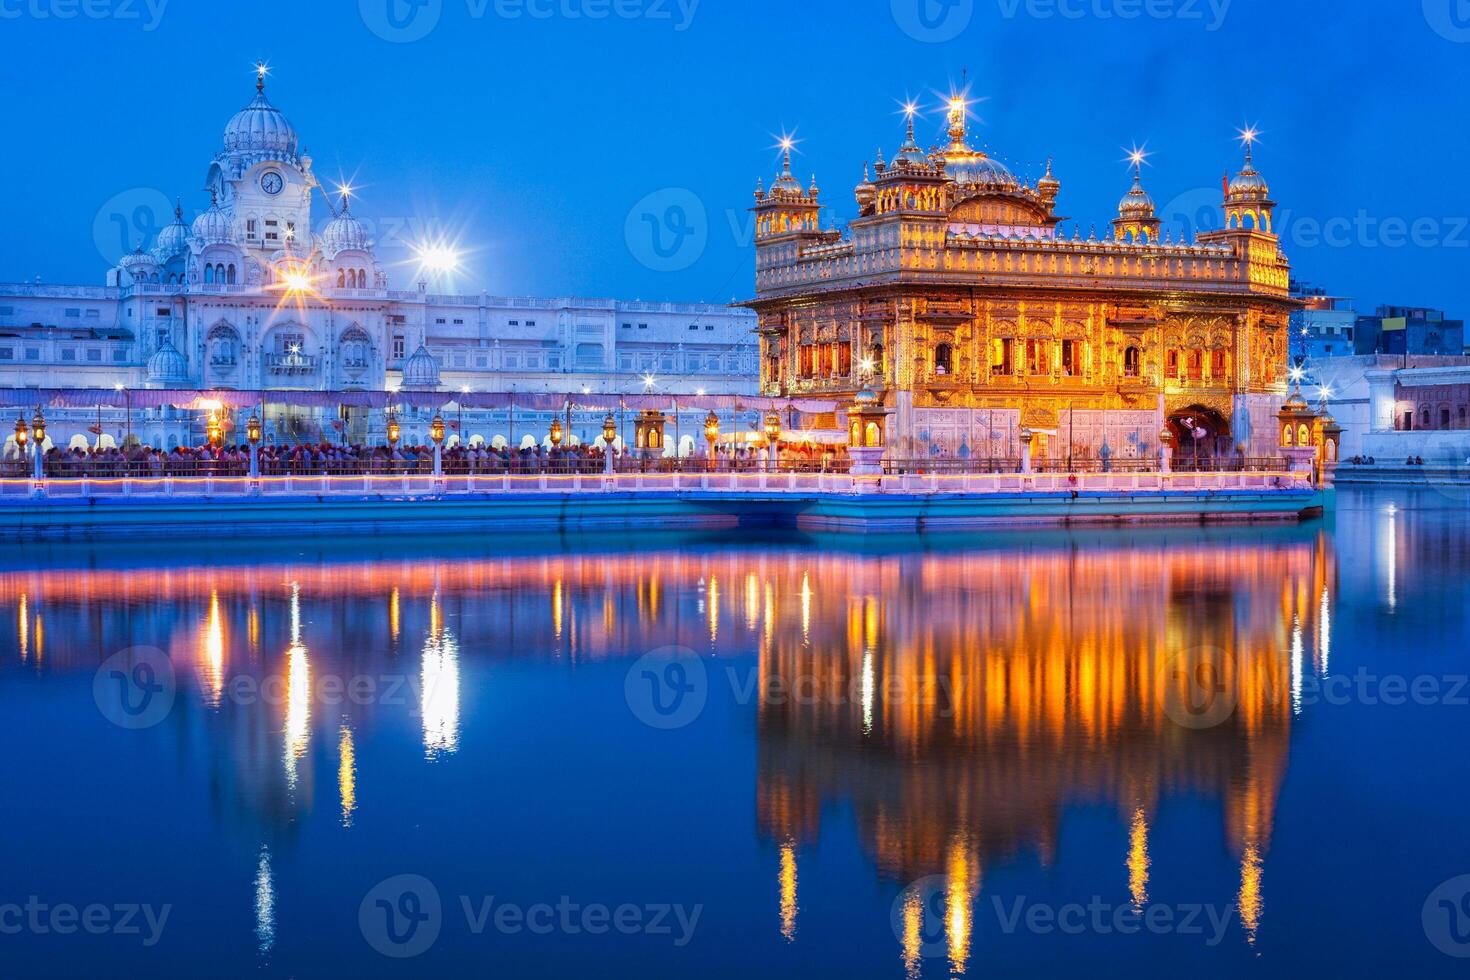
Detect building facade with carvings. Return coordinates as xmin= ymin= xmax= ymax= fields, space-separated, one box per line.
xmin=745 ymin=98 xmax=1298 ymax=461
xmin=0 ymin=68 xmax=756 ymax=451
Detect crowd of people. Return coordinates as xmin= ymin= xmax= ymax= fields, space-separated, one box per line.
xmin=5 ymin=440 xmax=840 ymax=479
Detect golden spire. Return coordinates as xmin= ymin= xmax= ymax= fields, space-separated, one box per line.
xmin=947 ymin=95 xmax=968 ymax=149
xmin=255 ymin=61 xmax=269 ymax=93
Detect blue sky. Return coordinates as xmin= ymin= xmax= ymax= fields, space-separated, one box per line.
xmin=1 ymin=0 xmax=1466 ymax=314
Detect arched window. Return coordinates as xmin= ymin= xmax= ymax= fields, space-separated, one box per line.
xmin=934 ymin=343 xmax=952 ymax=376
xmin=226 ymin=264 xmax=236 ymax=284
xmin=1123 ymin=346 xmax=1141 ymax=378
xmin=338 ymin=269 xmax=347 ymax=288
xmin=204 ymin=265 xmax=214 ymax=284
xmin=359 ymin=268 xmax=368 ymax=288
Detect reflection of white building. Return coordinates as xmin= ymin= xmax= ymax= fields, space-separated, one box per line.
xmin=0 ymin=68 xmax=756 ymax=449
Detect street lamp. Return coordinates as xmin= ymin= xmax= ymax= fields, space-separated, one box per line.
xmin=550 ymin=417 xmax=564 ymax=448
xmin=14 ymin=414 xmax=28 ymax=453
xmin=704 ymin=410 xmax=720 ymax=469
xmin=30 ymin=409 xmax=45 ymax=483
xmin=430 ymin=412 xmax=446 ymax=486
xmin=206 ymin=411 xmax=223 ymax=449
xmin=763 ymin=411 xmax=782 ymax=468
xmin=602 ymin=413 xmax=618 ymax=478
xmin=386 ymin=410 xmax=401 ymax=450
xmin=246 ymin=413 xmax=262 ymax=484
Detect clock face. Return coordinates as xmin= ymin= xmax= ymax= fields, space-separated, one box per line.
xmin=260 ymin=171 xmax=284 ymax=195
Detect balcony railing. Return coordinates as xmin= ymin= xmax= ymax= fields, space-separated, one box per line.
xmin=265 ymin=353 xmax=319 ymax=375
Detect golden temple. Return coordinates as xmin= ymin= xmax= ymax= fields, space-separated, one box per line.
xmin=746 ymin=97 xmax=1298 ymax=462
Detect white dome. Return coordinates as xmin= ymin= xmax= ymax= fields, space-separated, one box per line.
xmin=152 ymin=204 xmax=190 ymax=261
xmin=147 ymin=340 xmax=189 ymax=384
xmin=224 ymin=88 xmax=299 ymax=158
xmin=191 ymin=200 xmax=236 ymax=246
xmin=320 ymin=205 xmax=370 ymax=255
xmin=401 ymin=344 xmax=441 ymax=389
xmin=119 ymin=247 xmax=161 ymax=279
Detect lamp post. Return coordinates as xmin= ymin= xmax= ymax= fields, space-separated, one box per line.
xmin=30 ymin=409 xmax=46 ymax=484
xmin=430 ymin=412 xmax=446 ymax=486
xmin=763 ymin=411 xmax=782 ymax=470
xmin=387 ymin=410 xmax=401 ymax=451
xmin=14 ymin=413 xmax=29 ymax=464
xmin=704 ymin=411 xmax=720 ymax=471
xmin=602 ymin=413 xmax=617 ymax=479
xmin=246 ymin=412 xmax=262 ymax=487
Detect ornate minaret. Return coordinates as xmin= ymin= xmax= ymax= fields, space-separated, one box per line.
xmin=1112 ymin=150 xmax=1161 ymax=243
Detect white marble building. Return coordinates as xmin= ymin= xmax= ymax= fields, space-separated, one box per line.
xmin=0 ymin=68 xmax=756 ymax=450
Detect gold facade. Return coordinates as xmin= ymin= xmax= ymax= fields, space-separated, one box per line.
xmin=747 ymin=103 xmax=1300 ymax=459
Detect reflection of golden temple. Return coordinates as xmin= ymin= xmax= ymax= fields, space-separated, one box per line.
xmin=284 ymin=583 xmax=310 ymax=792
xmin=778 ymin=839 xmax=798 ymax=942
xmin=755 ymin=537 xmax=1335 ymax=954
xmin=421 ymin=592 xmax=461 ymax=760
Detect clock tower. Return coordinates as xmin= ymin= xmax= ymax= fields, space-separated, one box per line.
xmin=204 ymin=64 xmax=318 ymax=266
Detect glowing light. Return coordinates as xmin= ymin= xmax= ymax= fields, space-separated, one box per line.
xmin=778 ymin=840 xmax=798 ymax=942
xmin=201 ymin=590 xmax=225 ymax=707
xmin=642 ymin=374 xmax=658 ymax=391
xmin=421 ymin=594 xmax=461 ymax=760
xmin=415 ymin=243 xmax=461 ymax=275
xmin=901 ymin=101 xmax=920 ymax=120
xmin=254 ymin=845 xmax=275 ymax=955
xmin=1238 ymin=842 xmax=1264 ymax=945
xmin=861 ymin=648 xmax=875 ymax=735
xmin=1317 ymin=384 xmax=1334 ymax=401
xmin=1288 ymin=365 xmax=1305 ymax=384
xmin=284 ymin=583 xmax=310 ymax=791
xmin=1128 ymin=807 xmax=1150 ymax=911
xmin=339 ymin=724 xmax=357 ymax=828
xmin=1124 ymin=143 xmax=1151 ymax=169
xmin=1237 ymin=125 xmax=1262 ymax=150
xmin=283 ymin=270 xmax=312 ymax=294
xmin=945 ymin=843 xmax=975 ymax=977
xmin=860 ymin=358 xmax=876 ymax=375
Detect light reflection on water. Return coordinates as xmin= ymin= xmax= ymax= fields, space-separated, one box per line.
xmin=0 ymin=492 xmax=1467 ymax=978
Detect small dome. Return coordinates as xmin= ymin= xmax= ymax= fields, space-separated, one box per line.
xmin=853 ymin=388 xmax=880 ymax=406
xmin=119 ymin=247 xmax=160 ymax=278
xmin=319 ymin=203 xmax=370 ymax=255
xmin=147 ymin=340 xmax=189 ymax=384
xmin=191 ymin=198 xmax=236 ymax=246
xmin=1281 ymin=390 xmax=1311 ymax=413
xmin=1118 ymin=176 xmax=1155 ymax=217
xmin=224 ymin=83 xmax=299 ymax=158
xmin=152 ymin=203 xmax=190 ymax=261
xmin=401 ymin=344 xmax=441 ymax=389
xmin=1229 ymin=163 xmax=1269 ymax=198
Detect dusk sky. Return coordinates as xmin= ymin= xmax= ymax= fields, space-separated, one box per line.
xmin=1 ymin=0 xmax=1465 ymax=312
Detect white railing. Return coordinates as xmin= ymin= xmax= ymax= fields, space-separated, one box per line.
xmin=0 ymin=468 xmax=1313 ymax=501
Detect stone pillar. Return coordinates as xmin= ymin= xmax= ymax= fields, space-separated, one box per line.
xmin=1158 ymin=428 xmax=1174 ymax=474
xmin=1364 ymin=369 xmax=1398 ymax=433
xmin=1020 ymin=429 xmax=1035 ymax=474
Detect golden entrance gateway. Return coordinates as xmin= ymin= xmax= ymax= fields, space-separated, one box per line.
xmin=745 ymin=96 xmax=1297 ymax=465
